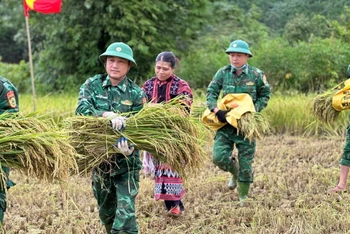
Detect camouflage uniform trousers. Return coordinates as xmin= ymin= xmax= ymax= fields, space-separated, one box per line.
xmin=341 ymin=125 xmax=350 ymax=167
xmin=92 ymin=154 xmax=141 ymax=234
xmin=0 ymin=166 xmax=15 ymax=224
xmin=212 ymin=125 xmax=255 ymax=183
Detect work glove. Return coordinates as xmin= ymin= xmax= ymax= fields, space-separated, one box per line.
xmin=215 ymin=110 xmax=230 ymax=123
xmin=110 ymin=116 xmax=126 ymax=131
xmin=102 ymin=111 xmax=118 ymax=118
xmin=102 ymin=112 xmax=126 ymax=131
xmin=115 ymin=137 xmax=134 ymax=156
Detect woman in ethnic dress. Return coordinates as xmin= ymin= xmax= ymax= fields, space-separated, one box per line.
xmin=142 ymin=51 xmax=193 ymax=217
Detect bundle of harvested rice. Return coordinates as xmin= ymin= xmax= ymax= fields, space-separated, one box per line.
xmin=202 ymin=94 xmax=270 ymax=141
xmin=0 ymin=113 xmax=78 ymax=188
xmin=190 ymin=102 xmax=207 ymax=119
xmin=237 ymin=112 xmax=270 ymax=142
xmin=64 ymin=103 xmax=208 ymax=177
xmin=312 ymin=91 xmax=340 ymax=123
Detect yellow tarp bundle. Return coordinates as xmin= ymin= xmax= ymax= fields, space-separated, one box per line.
xmin=201 ymin=93 xmax=256 ymax=131
xmin=332 ymin=78 xmax=350 ymax=111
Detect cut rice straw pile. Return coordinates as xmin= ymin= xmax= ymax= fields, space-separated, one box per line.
xmin=0 ymin=112 xmax=78 ymax=189
xmin=64 ymin=102 xmax=208 ymax=178
xmin=237 ymin=112 xmax=270 ymax=142
xmin=312 ymin=91 xmax=340 ymax=123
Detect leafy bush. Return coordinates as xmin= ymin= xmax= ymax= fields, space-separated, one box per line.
xmin=0 ymin=61 xmax=31 ymax=93
xmin=177 ymin=48 xmax=228 ymax=89
xmin=253 ymin=37 xmax=350 ymax=93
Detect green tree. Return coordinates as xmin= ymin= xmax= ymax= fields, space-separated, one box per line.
xmin=283 ymin=14 xmax=333 ymax=44
xmin=176 ymin=1 xmax=270 ymax=90
xmin=25 ymin=0 xmax=210 ymax=92
xmin=0 ymin=1 xmax=27 ymax=63
xmin=332 ymin=6 xmax=350 ymax=43
xmin=253 ymin=37 xmax=350 ymax=93
xmin=283 ymin=14 xmax=312 ymax=43
xmin=249 ymin=0 xmax=350 ymax=36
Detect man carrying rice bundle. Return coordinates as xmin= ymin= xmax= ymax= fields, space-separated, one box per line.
xmin=328 ymin=64 xmax=350 ymax=194
xmin=0 ymin=76 xmax=19 ymax=226
xmin=205 ymin=40 xmax=271 ymax=205
xmin=75 ymin=42 xmax=146 ymax=234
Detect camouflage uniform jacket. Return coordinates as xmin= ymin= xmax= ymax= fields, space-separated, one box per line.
xmin=0 ymin=76 xmax=18 ymax=191
xmin=0 ymin=76 xmax=19 ymax=114
xmin=206 ymin=64 xmax=271 ymax=112
xmin=75 ymin=74 xmax=146 ymax=166
xmin=75 ymin=74 xmax=145 ymax=116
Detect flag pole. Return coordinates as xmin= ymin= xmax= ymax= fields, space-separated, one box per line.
xmin=25 ymin=15 xmax=37 ymax=112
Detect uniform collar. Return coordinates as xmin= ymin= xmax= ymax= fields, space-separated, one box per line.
xmin=230 ymin=64 xmax=248 ymax=74
xmin=103 ymin=76 xmax=128 ymax=92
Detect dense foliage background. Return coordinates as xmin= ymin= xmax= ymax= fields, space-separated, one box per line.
xmin=2 ymin=0 xmax=350 ymax=94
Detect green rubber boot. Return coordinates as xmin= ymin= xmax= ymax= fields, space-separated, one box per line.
xmin=105 ymin=223 xmax=113 ymax=233
xmin=228 ymin=160 xmax=239 ymax=190
xmin=238 ymin=182 xmax=250 ymax=206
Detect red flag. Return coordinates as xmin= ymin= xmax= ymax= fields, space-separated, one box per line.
xmin=23 ymin=0 xmax=62 ymax=17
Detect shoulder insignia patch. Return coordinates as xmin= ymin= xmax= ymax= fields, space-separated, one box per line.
xmin=7 ymin=90 xmax=17 ymax=108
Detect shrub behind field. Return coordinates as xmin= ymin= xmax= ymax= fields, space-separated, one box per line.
xmin=0 ymin=61 xmax=31 ymax=93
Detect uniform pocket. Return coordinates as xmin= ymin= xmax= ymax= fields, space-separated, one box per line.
xmin=94 ymin=95 xmax=109 ymax=111
xmin=223 ymin=84 xmax=236 ymax=94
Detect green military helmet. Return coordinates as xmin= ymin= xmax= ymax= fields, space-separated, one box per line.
xmin=225 ymin=40 xmax=253 ymax=57
xmin=99 ymin=42 xmax=137 ymax=66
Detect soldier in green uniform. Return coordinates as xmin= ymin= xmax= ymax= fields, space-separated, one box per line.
xmin=206 ymin=40 xmax=271 ymax=205
xmin=75 ymin=42 xmax=146 ymax=234
xmin=0 ymin=76 xmax=19 ymax=225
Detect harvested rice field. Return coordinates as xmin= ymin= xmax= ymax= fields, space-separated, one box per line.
xmin=3 ymin=135 xmax=350 ymax=234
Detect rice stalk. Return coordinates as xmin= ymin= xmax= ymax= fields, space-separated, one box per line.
xmin=312 ymin=91 xmax=340 ymax=124
xmin=311 ymin=79 xmax=348 ymax=124
xmin=0 ymin=112 xmax=78 ymax=189
xmin=64 ymin=102 xmax=209 ymax=178
xmin=190 ymin=102 xmax=207 ymax=119
xmin=237 ymin=112 xmax=270 ymax=142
